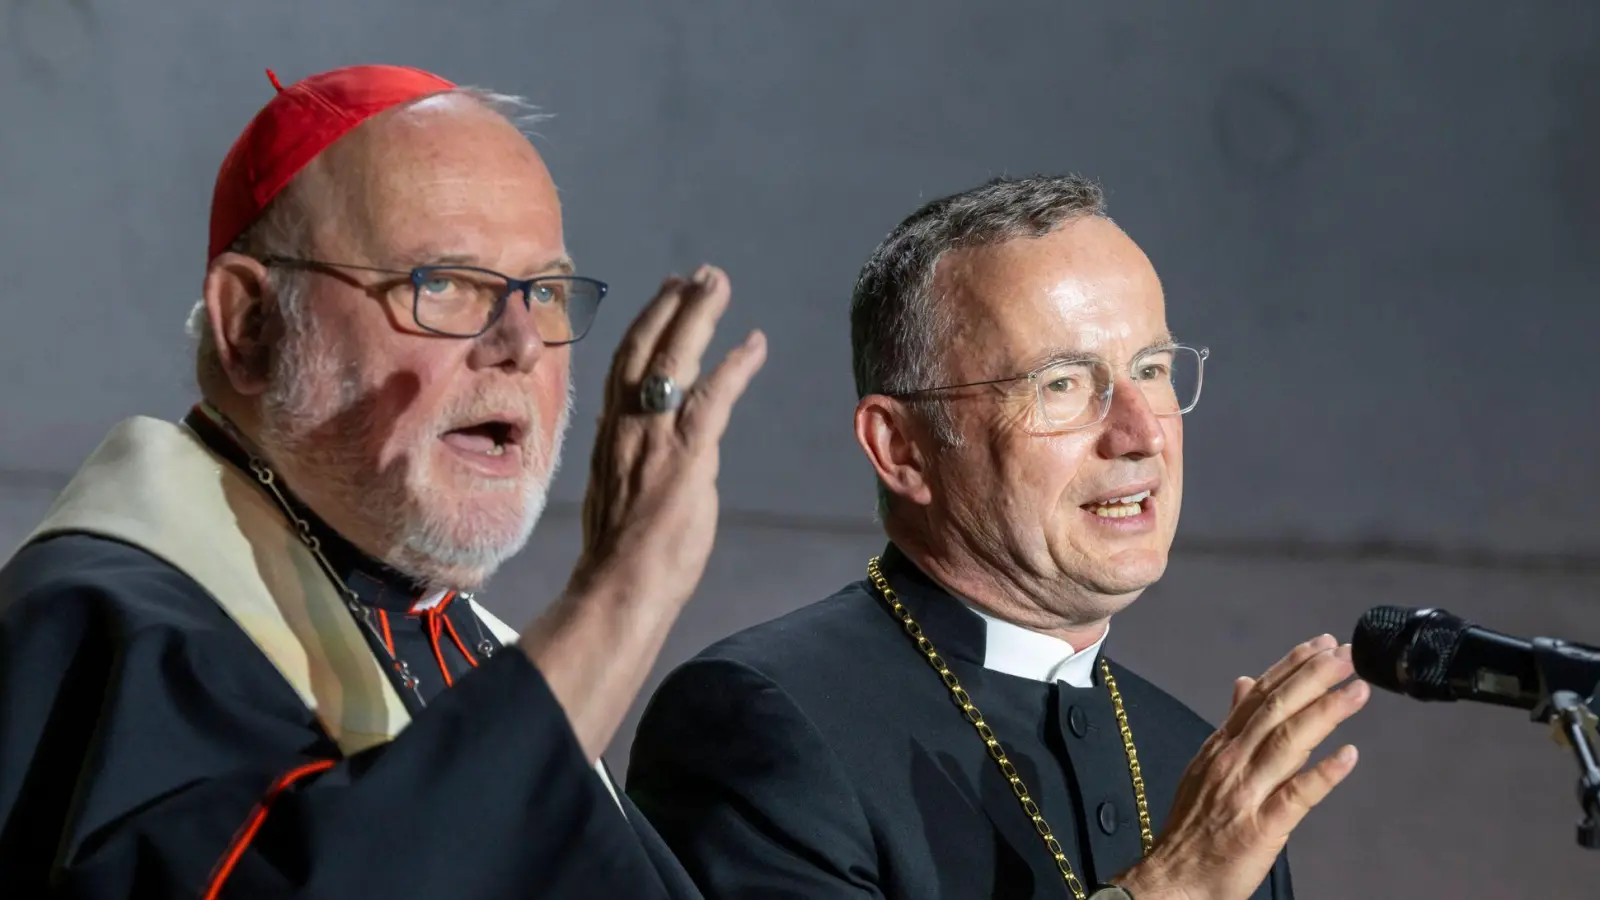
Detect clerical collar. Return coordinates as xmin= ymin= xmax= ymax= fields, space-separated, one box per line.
xmin=960 ymin=604 xmax=1108 ymax=689
xmin=879 ymin=543 xmax=1108 ymax=689
xmin=183 ymin=404 xmax=439 ymax=612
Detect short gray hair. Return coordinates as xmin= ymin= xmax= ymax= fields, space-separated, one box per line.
xmin=187 ymin=85 xmax=549 ymax=397
xmin=848 ymin=174 xmax=1109 ymax=516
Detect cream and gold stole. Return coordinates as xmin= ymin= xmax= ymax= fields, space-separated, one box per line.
xmin=20 ymin=416 xmax=624 ymax=806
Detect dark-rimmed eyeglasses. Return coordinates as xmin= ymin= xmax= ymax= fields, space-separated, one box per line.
xmin=260 ymin=256 xmax=608 ymax=345
xmin=886 ymin=344 xmax=1209 ymax=435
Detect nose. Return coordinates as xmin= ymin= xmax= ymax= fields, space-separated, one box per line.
xmin=467 ymin=291 xmax=548 ymax=373
xmin=1095 ymin=377 xmax=1166 ymax=460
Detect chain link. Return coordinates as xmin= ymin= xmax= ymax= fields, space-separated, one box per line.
xmin=195 ymin=407 xmax=499 ymax=712
xmin=249 ymin=457 xmax=431 ymax=708
xmin=866 ymin=556 xmax=1152 ymax=899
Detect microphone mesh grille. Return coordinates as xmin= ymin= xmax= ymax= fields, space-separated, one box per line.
xmin=1351 ymin=605 xmax=1413 ymax=691
xmin=1352 ymin=605 xmax=1471 ymax=700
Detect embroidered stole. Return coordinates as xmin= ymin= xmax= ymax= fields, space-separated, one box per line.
xmin=19 ymin=416 xmax=623 ymax=802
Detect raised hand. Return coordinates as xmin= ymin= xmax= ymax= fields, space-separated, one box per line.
xmin=521 ymin=266 xmax=766 ymax=759
xmin=1115 ymin=634 xmax=1370 ymax=900
xmin=572 ymin=265 xmax=766 ymax=603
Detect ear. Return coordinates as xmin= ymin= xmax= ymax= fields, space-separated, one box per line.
xmin=202 ymin=253 xmax=278 ymax=396
xmin=854 ymin=394 xmax=933 ymax=508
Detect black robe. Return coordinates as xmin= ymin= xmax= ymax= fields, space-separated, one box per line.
xmin=0 ymin=411 xmax=703 ymax=899
xmin=627 ymin=544 xmax=1294 ymax=899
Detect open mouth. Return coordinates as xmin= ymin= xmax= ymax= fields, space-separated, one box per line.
xmin=441 ymin=419 xmax=524 ymax=458
xmin=1082 ymin=489 xmax=1152 ymax=519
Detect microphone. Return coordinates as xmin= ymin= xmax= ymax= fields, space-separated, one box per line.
xmin=1351 ymin=605 xmax=1600 ymax=712
xmin=1354 ymin=606 xmax=1600 ymax=850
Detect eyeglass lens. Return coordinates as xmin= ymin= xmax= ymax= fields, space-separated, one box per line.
xmin=1032 ymin=346 xmax=1203 ymax=432
xmin=413 ymin=268 xmax=602 ymax=342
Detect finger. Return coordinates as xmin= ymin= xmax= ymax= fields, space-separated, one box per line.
xmin=645 ymin=265 xmax=732 ymax=389
xmin=677 ymin=330 xmax=768 ymax=443
xmin=610 ymin=275 xmax=689 ymax=400
xmin=1231 ymin=676 xmax=1256 ymax=711
xmin=1253 ymin=634 xmax=1338 ymax=696
xmin=1222 ymin=634 xmax=1338 ymax=736
xmin=1236 ymin=644 xmax=1357 ymax=749
xmin=1258 ymin=744 xmax=1359 ymax=837
xmin=1248 ymin=676 xmax=1369 ymax=789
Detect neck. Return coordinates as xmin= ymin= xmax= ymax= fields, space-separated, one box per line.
xmin=888 ymin=519 xmax=1116 ymax=651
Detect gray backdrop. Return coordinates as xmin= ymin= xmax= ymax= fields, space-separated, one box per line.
xmin=2 ymin=1 xmax=1597 ymax=896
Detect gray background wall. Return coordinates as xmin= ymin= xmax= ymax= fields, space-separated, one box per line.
xmin=2 ymin=1 xmax=1597 ymax=896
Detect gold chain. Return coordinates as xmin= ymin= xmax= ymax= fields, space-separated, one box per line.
xmin=866 ymin=557 xmax=1152 ymax=900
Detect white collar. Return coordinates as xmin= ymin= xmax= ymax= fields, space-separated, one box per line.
xmin=962 ymin=603 xmax=1109 ymax=688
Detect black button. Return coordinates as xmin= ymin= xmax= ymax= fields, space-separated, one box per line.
xmin=1067 ymin=705 xmax=1088 ymax=738
xmin=1098 ymin=801 xmax=1118 ymax=834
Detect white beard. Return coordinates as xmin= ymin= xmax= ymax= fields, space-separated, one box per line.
xmin=256 ymin=306 xmax=570 ymax=588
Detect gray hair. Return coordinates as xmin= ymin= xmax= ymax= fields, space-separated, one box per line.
xmin=187 ymin=85 xmax=549 ymax=397
xmin=848 ymin=174 xmax=1109 ymax=517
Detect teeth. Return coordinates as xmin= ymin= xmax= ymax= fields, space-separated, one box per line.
xmin=1090 ymin=503 xmax=1142 ymax=518
xmin=486 ymin=443 xmax=505 ymax=457
xmin=1087 ymin=489 xmax=1149 ymax=518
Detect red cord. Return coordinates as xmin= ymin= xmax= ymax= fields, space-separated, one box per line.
xmin=377 ymin=609 xmax=395 ymax=656
xmin=425 ymin=608 xmax=454 ymax=688
xmin=203 ymin=759 xmax=335 ymax=900
xmin=442 ymin=612 xmax=480 ymax=668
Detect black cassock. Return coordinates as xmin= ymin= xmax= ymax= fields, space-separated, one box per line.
xmin=628 ymin=544 xmax=1294 ymax=899
xmin=0 ymin=410 xmax=701 ymax=899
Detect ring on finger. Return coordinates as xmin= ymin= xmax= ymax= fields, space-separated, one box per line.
xmin=639 ymin=372 xmax=684 ymax=414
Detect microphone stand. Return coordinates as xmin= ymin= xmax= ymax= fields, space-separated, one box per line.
xmin=1528 ymin=638 xmax=1600 ymax=850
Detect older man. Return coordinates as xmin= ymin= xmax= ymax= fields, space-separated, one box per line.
xmin=628 ymin=176 xmax=1368 ymax=900
xmin=0 ymin=65 xmax=764 ymax=898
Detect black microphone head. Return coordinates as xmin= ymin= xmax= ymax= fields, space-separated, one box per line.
xmin=1352 ymin=606 xmax=1472 ymax=700
xmin=1351 ymin=605 xmax=1416 ymax=691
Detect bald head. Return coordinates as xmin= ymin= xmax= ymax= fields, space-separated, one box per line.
xmin=193 ymin=87 xmax=561 ymax=401
xmin=291 ymin=91 xmax=562 ymax=269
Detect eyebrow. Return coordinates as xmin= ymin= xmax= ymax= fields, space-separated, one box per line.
xmin=414 ymin=251 xmax=577 ymax=277
xmin=1015 ymin=333 xmax=1179 ymax=372
xmin=1141 ymin=333 xmax=1179 ymax=355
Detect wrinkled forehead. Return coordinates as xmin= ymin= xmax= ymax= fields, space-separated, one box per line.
xmin=935 ymin=218 xmax=1168 ymax=378
xmin=311 ymin=96 xmax=565 ymax=268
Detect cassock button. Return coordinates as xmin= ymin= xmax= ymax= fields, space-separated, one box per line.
xmin=1098 ymin=801 xmax=1118 ymax=835
xmin=1067 ymin=705 xmax=1089 ymax=738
